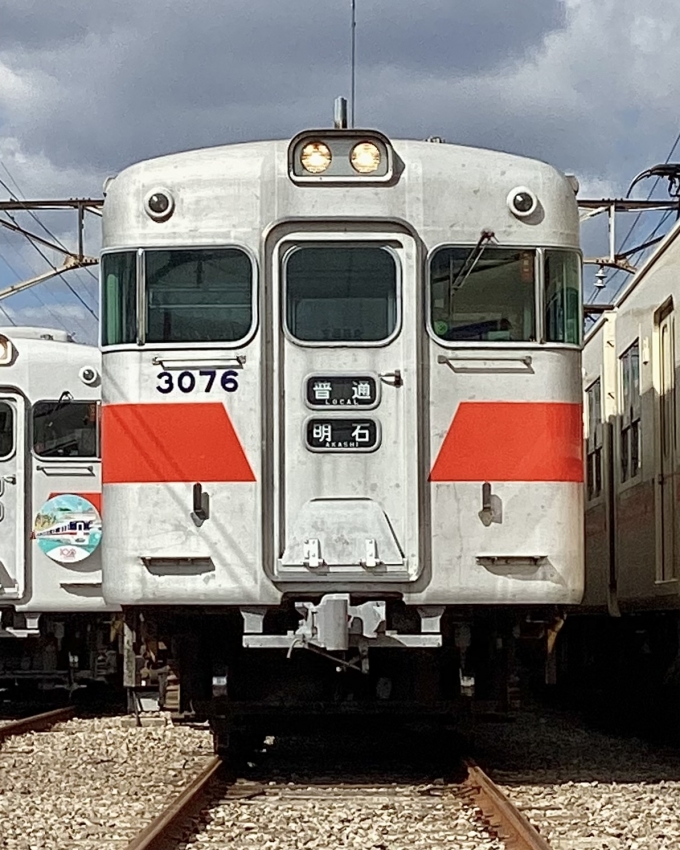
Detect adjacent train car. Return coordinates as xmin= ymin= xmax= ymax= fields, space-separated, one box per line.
xmin=99 ymin=127 xmax=584 ymax=736
xmin=0 ymin=326 xmax=118 ymax=695
xmin=570 ymin=218 xmax=680 ymax=708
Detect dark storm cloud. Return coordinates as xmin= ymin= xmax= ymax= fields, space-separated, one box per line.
xmin=0 ymin=0 xmax=567 ymax=176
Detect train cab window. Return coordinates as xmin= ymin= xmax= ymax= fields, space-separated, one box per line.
xmin=0 ymin=402 xmax=13 ymax=459
xmin=285 ymin=245 xmax=398 ymax=343
xmin=545 ymin=250 xmax=581 ymax=345
xmin=620 ymin=341 xmax=641 ymax=481
xmin=586 ymin=379 xmax=602 ymax=500
xmin=145 ymin=248 xmax=252 ymax=343
xmin=430 ymin=247 xmax=536 ymax=342
xmin=33 ymin=401 xmax=100 ymax=459
xmin=102 ymin=251 xmax=137 ymax=345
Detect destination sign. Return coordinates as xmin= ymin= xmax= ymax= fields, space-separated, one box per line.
xmin=306 ymin=375 xmax=378 ymax=409
xmin=306 ymin=418 xmax=379 ymax=452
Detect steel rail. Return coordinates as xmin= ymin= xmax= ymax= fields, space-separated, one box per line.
xmin=463 ymin=758 xmax=554 ymax=850
xmin=0 ymin=706 xmax=75 ymax=743
xmin=125 ymin=755 xmax=223 ymax=850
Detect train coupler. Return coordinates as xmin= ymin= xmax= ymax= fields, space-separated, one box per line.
xmin=241 ymin=595 xmax=443 ymax=653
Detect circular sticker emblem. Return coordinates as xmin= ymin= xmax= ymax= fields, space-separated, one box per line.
xmin=34 ymin=495 xmax=102 ymax=564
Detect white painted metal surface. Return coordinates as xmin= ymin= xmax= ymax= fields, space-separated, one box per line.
xmin=100 ymin=133 xmax=584 ymax=616
xmin=0 ymin=326 xmax=114 ymax=614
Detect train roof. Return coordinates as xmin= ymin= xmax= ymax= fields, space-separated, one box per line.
xmin=103 ymin=133 xmax=580 ymax=250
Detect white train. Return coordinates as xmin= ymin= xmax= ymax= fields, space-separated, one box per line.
xmin=574 ymin=216 xmax=680 ymax=710
xmin=0 ymin=326 xmax=117 ymax=695
xmin=98 ymin=126 xmax=584 ymax=739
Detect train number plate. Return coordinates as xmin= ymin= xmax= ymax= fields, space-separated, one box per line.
xmin=306 ymin=375 xmax=378 ymax=408
xmin=306 ymin=418 xmax=379 ymax=452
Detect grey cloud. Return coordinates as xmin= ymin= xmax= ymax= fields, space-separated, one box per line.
xmin=0 ymin=0 xmax=566 ymax=177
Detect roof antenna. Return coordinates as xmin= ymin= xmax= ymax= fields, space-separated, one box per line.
xmin=350 ymin=0 xmax=357 ymax=127
xmin=334 ymin=97 xmax=348 ymax=129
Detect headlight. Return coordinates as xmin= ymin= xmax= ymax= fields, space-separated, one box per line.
xmin=350 ymin=142 xmax=381 ymax=174
xmin=300 ymin=141 xmax=332 ymax=174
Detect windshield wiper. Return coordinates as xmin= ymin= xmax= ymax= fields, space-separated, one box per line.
xmin=449 ymin=229 xmax=496 ymax=297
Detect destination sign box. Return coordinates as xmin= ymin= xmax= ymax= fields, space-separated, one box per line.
xmin=306 ymin=418 xmax=379 ymax=452
xmin=306 ymin=375 xmax=378 ymax=408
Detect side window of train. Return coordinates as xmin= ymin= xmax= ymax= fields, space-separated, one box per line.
xmin=586 ymin=379 xmax=602 ymax=500
xmin=102 ymin=251 xmax=137 ymax=345
xmin=33 ymin=401 xmax=100 ymax=459
xmin=0 ymin=402 xmax=13 ymax=459
xmin=620 ymin=341 xmax=641 ymax=481
xmin=544 ymin=250 xmax=581 ymax=345
xmin=430 ymin=247 xmax=536 ymax=342
xmin=285 ymin=245 xmax=398 ymax=343
xmin=145 ymin=248 xmax=253 ymax=343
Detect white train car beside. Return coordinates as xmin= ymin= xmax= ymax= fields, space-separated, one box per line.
xmin=569 ymin=217 xmax=680 ymax=718
xmin=0 ymin=326 xmax=118 ymax=695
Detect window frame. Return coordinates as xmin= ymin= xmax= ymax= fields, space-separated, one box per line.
xmin=544 ymin=248 xmax=583 ymax=346
xmin=426 ymin=243 xmax=582 ymax=349
xmin=619 ymin=340 xmax=641 ymax=483
xmin=0 ymin=400 xmax=15 ymax=461
xmin=31 ymin=399 xmax=101 ymax=461
xmin=585 ymin=378 xmax=603 ymax=502
xmin=100 ymin=244 xmax=259 ymax=350
xmin=281 ymin=240 xmax=403 ymax=348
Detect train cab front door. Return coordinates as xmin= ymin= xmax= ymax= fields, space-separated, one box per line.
xmin=0 ymin=394 xmax=25 ymax=599
xmin=269 ymin=227 xmax=424 ymax=584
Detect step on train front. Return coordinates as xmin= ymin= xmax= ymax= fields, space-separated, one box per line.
xmin=99 ymin=128 xmax=584 ymax=731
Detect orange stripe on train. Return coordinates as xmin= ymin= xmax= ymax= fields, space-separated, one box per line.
xmin=430 ymin=401 xmax=583 ymax=482
xmin=102 ymin=403 xmax=255 ymax=484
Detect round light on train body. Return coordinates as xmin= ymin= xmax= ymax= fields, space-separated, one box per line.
xmin=300 ymin=141 xmax=332 ymax=174
xmin=350 ymin=142 xmax=381 ymax=174
xmin=507 ymin=186 xmax=538 ymax=218
xmin=0 ymin=335 xmax=11 ymax=365
xmin=144 ymin=188 xmax=175 ymax=221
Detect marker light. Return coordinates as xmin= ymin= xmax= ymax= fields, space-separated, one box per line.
xmin=0 ymin=335 xmax=13 ymax=366
xmin=300 ymin=141 xmax=332 ymax=174
xmin=350 ymin=142 xmax=381 ymax=174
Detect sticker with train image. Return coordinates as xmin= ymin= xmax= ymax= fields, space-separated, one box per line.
xmin=33 ymin=494 xmax=102 ymax=564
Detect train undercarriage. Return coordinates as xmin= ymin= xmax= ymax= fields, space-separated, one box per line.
xmin=0 ymin=611 xmax=120 ymax=704
xmin=119 ymin=599 xmax=563 ymax=753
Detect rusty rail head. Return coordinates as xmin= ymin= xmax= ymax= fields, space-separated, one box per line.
xmin=125 ymin=755 xmax=223 ymax=850
xmin=0 ymin=706 xmax=75 ymax=743
xmin=463 ymin=759 xmax=554 ymax=850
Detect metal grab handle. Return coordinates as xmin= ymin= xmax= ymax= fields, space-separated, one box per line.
xmin=152 ymin=355 xmax=246 ymax=368
xmin=437 ymin=353 xmax=533 ymax=373
xmin=36 ymin=464 xmax=95 ymax=476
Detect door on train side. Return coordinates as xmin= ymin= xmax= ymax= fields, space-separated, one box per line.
xmin=0 ymin=394 xmax=25 ymax=598
xmin=657 ymin=304 xmax=676 ymax=581
xmin=270 ymin=228 xmax=423 ymax=583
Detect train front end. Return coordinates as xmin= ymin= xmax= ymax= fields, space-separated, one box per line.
xmin=100 ymin=129 xmax=583 ymax=730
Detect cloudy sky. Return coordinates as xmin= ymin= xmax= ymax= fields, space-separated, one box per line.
xmin=1 ymin=0 xmax=679 ymax=341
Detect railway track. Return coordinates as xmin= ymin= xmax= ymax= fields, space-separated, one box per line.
xmin=125 ymin=751 xmax=553 ymax=850
xmin=0 ymin=705 xmax=74 ymax=742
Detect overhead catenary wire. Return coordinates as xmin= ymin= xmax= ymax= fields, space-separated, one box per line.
xmin=0 ymin=228 xmax=93 ymax=341
xmin=593 ymin=127 xmax=680 ymax=303
xmin=0 ymin=167 xmax=100 ymax=317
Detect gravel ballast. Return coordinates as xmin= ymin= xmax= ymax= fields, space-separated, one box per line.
xmin=0 ymin=715 xmax=213 ymax=849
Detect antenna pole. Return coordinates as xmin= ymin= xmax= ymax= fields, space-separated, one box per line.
xmin=350 ymin=0 xmax=356 ymax=127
